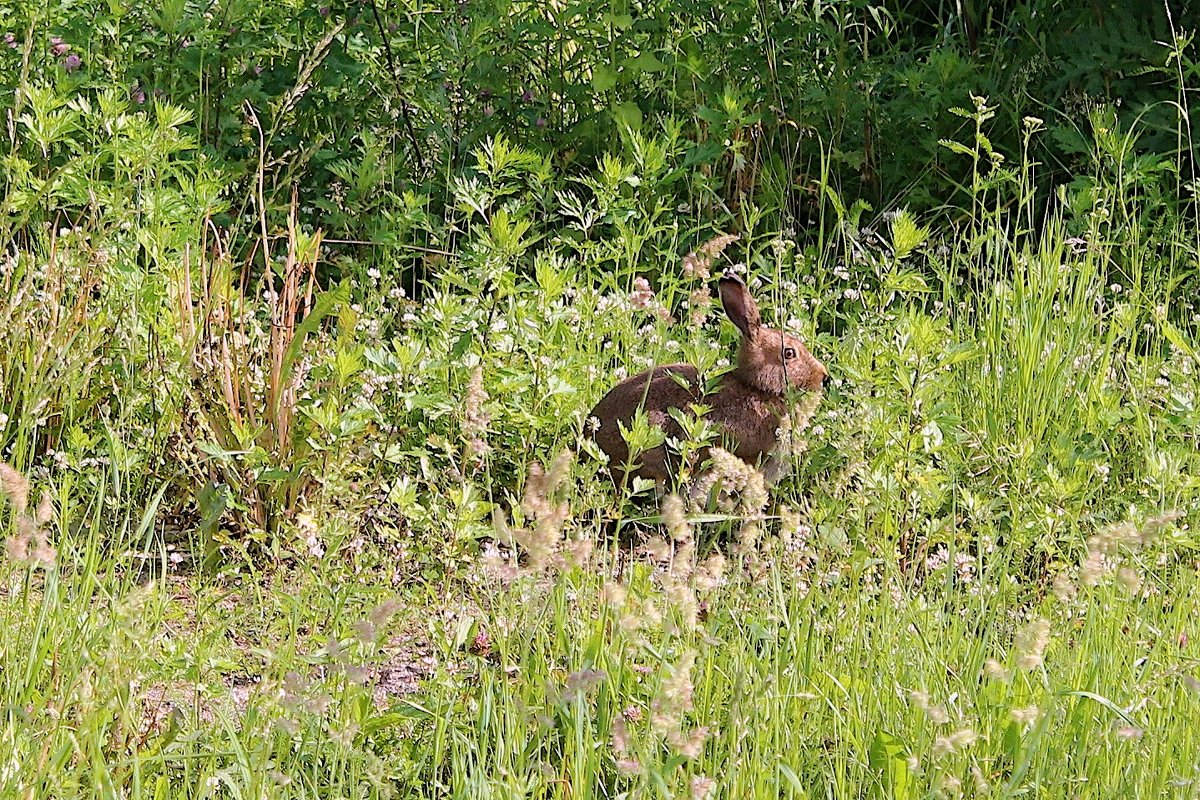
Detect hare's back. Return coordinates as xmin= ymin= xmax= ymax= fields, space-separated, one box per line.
xmin=588 ymin=364 xmax=703 ymax=470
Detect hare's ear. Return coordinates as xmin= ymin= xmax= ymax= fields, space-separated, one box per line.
xmin=718 ymin=273 xmax=761 ymax=337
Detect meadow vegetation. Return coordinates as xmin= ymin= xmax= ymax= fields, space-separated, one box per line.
xmin=1 ymin=0 xmax=1199 ymax=797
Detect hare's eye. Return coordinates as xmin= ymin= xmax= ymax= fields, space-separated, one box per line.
xmin=783 ymin=347 xmax=797 ymax=360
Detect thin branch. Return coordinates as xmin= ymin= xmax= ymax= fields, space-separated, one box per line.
xmin=366 ymin=0 xmax=427 ymax=175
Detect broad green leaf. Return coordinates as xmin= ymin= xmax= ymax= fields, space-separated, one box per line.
xmin=868 ymin=730 xmax=914 ymax=800
xmin=611 ymin=101 xmax=643 ymax=131
xmin=625 ymin=51 xmax=666 ymax=73
xmin=592 ymin=64 xmax=618 ymax=92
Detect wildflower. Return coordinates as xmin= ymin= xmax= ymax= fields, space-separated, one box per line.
xmin=921 ymin=420 xmax=943 ymax=450
xmin=682 ymin=233 xmax=739 ymax=281
xmin=601 ymin=581 xmax=628 ymax=608
xmin=296 ymin=513 xmax=324 ymax=558
xmin=925 ymin=545 xmax=949 ymax=572
xmin=644 ymin=536 xmax=671 ymax=562
xmin=368 ymin=599 xmax=401 ymax=630
xmin=345 ymin=664 xmax=371 ymax=685
xmin=691 ymin=447 xmax=769 ymax=524
xmin=687 ymin=287 xmax=712 ymax=326
xmin=62 ymin=53 xmax=82 ymax=71
xmin=1079 ymin=548 xmax=1108 ymax=586
xmin=629 ymin=277 xmax=658 ymax=313
xmin=131 ymin=84 xmax=146 ymax=104
xmin=1052 ymin=571 xmax=1076 ymax=603
xmin=610 ymin=716 xmax=631 ymax=756
xmin=692 ymin=552 xmax=725 ymax=592
xmin=563 ymin=535 xmax=593 ymax=568
xmin=469 ymin=631 xmax=491 ymax=657
xmin=1 ymin=464 xmax=55 ymax=567
xmin=953 ymin=552 xmax=975 ymax=583
xmin=4 ymin=33 xmax=16 ymax=48
xmin=50 ymin=36 xmax=69 ymax=56
xmin=330 ymin=721 xmax=360 ymax=747
xmin=650 ymin=651 xmax=696 ymax=745
xmin=0 ymin=463 xmax=30 ymax=513
xmin=496 ymin=452 xmax=574 ymax=571
xmin=668 ymin=725 xmax=709 ymax=759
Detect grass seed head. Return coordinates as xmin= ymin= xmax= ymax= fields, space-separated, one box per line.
xmin=1015 ymin=617 xmax=1051 ymax=671
xmin=0 ymin=463 xmax=30 ymax=513
xmin=690 ymin=776 xmax=716 ymax=800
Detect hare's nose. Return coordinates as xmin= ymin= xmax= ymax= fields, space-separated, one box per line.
xmin=821 ymin=373 xmax=832 ymax=389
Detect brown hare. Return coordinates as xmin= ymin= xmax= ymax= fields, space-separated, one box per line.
xmin=588 ymin=272 xmax=828 ymax=490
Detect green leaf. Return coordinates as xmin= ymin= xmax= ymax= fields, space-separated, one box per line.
xmin=280 ymin=280 xmax=351 ymax=390
xmin=195 ymin=442 xmax=248 ymax=461
xmin=1159 ymin=318 xmax=1199 ymax=365
xmin=592 ymin=64 xmax=618 ymax=92
xmin=611 ymin=101 xmax=643 ymax=131
xmin=938 ymin=138 xmax=974 ymax=156
xmin=891 ymin=209 xmax=930 ymax=259
xmin=625 ymin=51 xmax=666 ymax=73
xmin=1059 ymin=690 xmax=1139 ymax=726
xmin=868 ymin=730 xmax=914 ymax=800
xmin=451 ymin=331 xmax=473 ymax=359
xmin=777 ymin=764 xmax=809 ymax=797
xmin=884 ymin=270 xmax=931 ymax=295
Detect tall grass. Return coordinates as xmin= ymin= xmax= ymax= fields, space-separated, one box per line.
xmin=0 ymin=18 xmax=1198 ymax=800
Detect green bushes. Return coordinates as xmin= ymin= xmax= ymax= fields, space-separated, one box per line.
xmin=4 ymin=1 xmax=1194 ymax=260
xmin=0 ymin=2 xmax=1198 ymax=796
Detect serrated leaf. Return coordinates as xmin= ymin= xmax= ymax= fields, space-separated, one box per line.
xmin=884 ymin=269 xmax=931 ymax=293
xmin=451 ymin=331 xmax=473 ymax=358
xmin=1159 ymin=318 xmax=1199 ymax=364
xmin=938 ymin=138 xmax=974 ymax=156
xmin=891 ymin=209 xmax=930 ymax=259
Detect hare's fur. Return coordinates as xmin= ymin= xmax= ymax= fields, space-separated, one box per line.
xmin=589 ymin=274 xmax=827 ymax=489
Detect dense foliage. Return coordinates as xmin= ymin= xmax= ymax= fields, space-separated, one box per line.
xmin=0 ymin=0 xmax=1198 ymax=797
